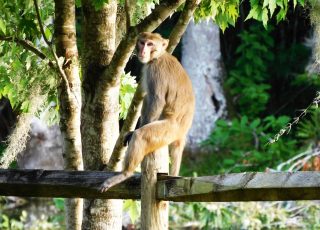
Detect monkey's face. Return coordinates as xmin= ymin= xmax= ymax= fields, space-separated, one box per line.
xmin=137 ymin=33 xmax=168 ymax=63
xmin=137 ymin=39 xmax=154 ymax=63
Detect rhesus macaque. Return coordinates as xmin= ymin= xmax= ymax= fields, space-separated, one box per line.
xmin=99 ymin=32 xmax=195 ymax=192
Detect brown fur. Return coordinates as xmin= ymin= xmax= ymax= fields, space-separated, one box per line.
xmin=99 ymin=32 xmax=195 ymax=192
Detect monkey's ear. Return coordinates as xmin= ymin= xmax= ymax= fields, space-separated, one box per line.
xmin=162 ymin=39 xmax=169 ymax=50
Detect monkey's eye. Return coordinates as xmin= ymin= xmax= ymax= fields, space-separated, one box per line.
xmin=147 ymin=42 xmax=153 ymax=47
xmin=139 ymin=41 xmax=145 ymax=46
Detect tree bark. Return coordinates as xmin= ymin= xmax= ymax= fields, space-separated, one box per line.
xmin=308 ymin=1 xmax=320 ymax=73
xmin=54 ymin=0 xmax=83 ymax=229
xmin=80 ymin=1 xmax=123 ymax=229
xmin=182 ymin=20 xmax=226 ymax=154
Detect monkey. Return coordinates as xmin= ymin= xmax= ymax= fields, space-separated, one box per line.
xmin=99 ymin=32 xmax=195 ymax=192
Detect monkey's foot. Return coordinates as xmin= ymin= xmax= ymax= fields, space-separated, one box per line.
xmin=98 ymin=173 xmax=130 ymax=193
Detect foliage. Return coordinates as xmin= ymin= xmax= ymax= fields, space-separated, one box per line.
xmin=0 ymin=197 xmax=64 ymax=230
xmin=194 ymin=0 xmax=305 ymax=31
xmin=119 ymin=72 xmax=137 ymax=119
xmin=246 ymin=0 xmax=305 ymax=28
xmin=123 ymin=200 xmax=140 ymax=224
xmin=273 ymin=108 xmax=320 ymax=171
xmin=51 ymin=198 xmax=65 ymax=226
xmin=0 ymin=0 xmax=54 ymax=39
xmin=226 ymin=24 xmax=274 ymax=118
xmin=191 ymin=115 xmax=296 ymax=174
xmin=0 ymin=211 xmax=27 ymax=230
xmin=195 ymin=0 xmax=240 ymax=31
xmin=191 ymin=21 xmax=319 ymax=176
xmin=0 ymin=42 xmax=56 ymax=112
xmin=170 ymin=201 xmax=320 ymax=229
xmin=0 ymin=0 xmax=56 ymax=114
xmin=296 ymin=107 xmax=320 ymax=146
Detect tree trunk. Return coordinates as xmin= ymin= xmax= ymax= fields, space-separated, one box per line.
xmin=54 ymin=0 xmax=83 ymax=229
xmin=181 ymin=20 xmax=226 ymax=154
xmin=308 ymin=2 xmax=320 ymax=74
xmin=80 ymin=1 xmax=122 ymax=229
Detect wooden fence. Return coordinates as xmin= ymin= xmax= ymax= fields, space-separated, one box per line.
xmin=0 ymin=170 xmax=320 ymax=230
xmin=0 ymin=169 xmax=319 ymax=228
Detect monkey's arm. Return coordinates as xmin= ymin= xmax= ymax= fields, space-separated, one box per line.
xmin=141 ymin=78 xmax=166 ymax=125
xmin=141 ymin=96 xmax=165 ymax=124
xmin=98 ymin=172 xmax=133 ymax=192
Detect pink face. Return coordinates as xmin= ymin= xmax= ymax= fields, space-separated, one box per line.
xmin=137 ymin=39 xmax=155 ymax=63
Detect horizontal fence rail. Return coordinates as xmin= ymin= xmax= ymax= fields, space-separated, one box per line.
xmin=157 ymin=171 xmax=320 ymax=202
xmin=0 ymin=170 xmax=319 ymax=202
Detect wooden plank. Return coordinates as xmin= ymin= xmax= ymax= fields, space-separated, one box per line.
xmin=0 ymin=169 xmax=140 ymax=199
xmin=0 ymin=170 xmax=319 ymax=202
xmin=157 ymin=171 xmax=320 ymax=202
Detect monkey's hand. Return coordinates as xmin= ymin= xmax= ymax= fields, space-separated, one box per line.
xmin=99 ymin=172 xmax=132 ymax=193
xmin=123 ymin=131 xmax=134 ymax=146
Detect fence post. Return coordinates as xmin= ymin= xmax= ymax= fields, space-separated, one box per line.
xmin=141 ymin=146 xmax=169 ymax=230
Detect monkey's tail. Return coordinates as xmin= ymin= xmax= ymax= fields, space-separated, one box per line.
xmin=99 ymin=172 xmax=132 ymax=193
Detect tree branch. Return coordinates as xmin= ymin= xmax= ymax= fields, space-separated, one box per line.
xmin=115 ymin=6 xmax=127 ymax=49
xmin=33 ymin=0 xmax=51 ymax=46
xmin=0 ymin=36 xmax=54 ymax=67
xmin=33 ymin=0 xmax=71 ymax=95
xmin=107 ymin=84 xmax=144 ymax=170
xmin=125 ymin=0 xmax=131 ymax=31
xmin=107 ymin=0 xmax=186 ymax=170
xmin=167 ymin=0 xmax=201 ymax=53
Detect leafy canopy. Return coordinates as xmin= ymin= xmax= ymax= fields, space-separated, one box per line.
xmin=195 ymin=0 xmax=305 ymax=31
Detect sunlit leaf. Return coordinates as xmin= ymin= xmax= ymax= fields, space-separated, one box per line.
xmin=262 ymin=8 xmax=269 ymax=28
xmin=124 ymin=200 xmax=140 ymax=224
xmin=0 ymin=19 xmax=6 ymax=34
xmin=268 ymin=0 xmax=276 ymax=16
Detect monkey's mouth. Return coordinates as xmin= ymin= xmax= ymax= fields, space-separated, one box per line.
xmin=138 ymin=56 xmax=149 ymax=63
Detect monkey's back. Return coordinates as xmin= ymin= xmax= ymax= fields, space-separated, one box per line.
xmin=145 ymin=52 xmax=195 ymax=130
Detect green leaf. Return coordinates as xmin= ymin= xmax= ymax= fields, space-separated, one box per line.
xmin=268 ymin=0 xmax=276 ymax=16
xmin=263 ymin=0 xmax=269 ymax=8
xmin=240 ymin=116 xmax=248 ymax=127
xmin=45 ymin=28 xmax=52 ymax=40
xmin=227 ymin=4 xmax=238 ymax=22
xmin=20 ymin=101 xmax=30 ymax=112
xmin=250 ymin=119 xmax=261 ymax=129
xmin=262 ymin=8 xmax=269 ymax=28
xmin=245 ymin=8 xmax=256 ymax=21
xmin=276 ymin=8 xmax=286 ymax=22
xmin=92 ymin=0 xmax=108 ymax=10
xmin=223 ymin=159 xmax=235 ymax=165
xmin=53 ymin=198 xmax=65 ymax=211
xmin=123 ymin=200 xmax=140 ymax=224
xmin=0 ymin=19 xmax=6 ymax=34
xmin=246 ymin=6 xmax=262 ymax=21
xmin=26 ymin=56 xmax=32 ymax=70
xmin=25 ymin=0 xmax=34 ymax=10
xmin=75 ymin=0 xmax=82 ymax=7
xmin=276 ymin=0 xmax=284 ymax=8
